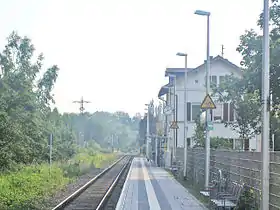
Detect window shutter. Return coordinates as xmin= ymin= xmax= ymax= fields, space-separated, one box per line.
xmin=223 ymin=103 xmax=229 ymax=121
xmin=229 ymin=103 xmax=234 ymax=121
xmin=187 ymin=102 xmax=191 ymax=121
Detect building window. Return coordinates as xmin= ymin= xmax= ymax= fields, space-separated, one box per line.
xmin=223 ymin=103 xmax=234 ymax=122
xmin=195 ymin=80 xmax=198 ymax=84
xmin=211 ymin=75 xmax=217 ymax=87
xmin=213 ymin=104 xmax=222 ymax=121
xmin=205 ymin=76 xmax=217 ymax=87
xmin=187 ymin=138 xmax=191 ymax=147
xmin=192 ymin=104 xmax=201 ymax=121
xmin=219 ymin=76 xmax=225 ymax=86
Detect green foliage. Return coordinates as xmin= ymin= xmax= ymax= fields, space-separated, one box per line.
xmin=66 ymin=111 xmax=140 ymax=150
xmin=0 ymin=31 xmax=138 ymax=208
xmin=212 ymin=75 xmax=261 ymax=149
xmin=237 ymin=187 xmax=259 ymax=210
xmin=0 ymin=31 xmax=139 ymax=171
xmin=0 ymin=31 xmax=60 ymax=170
xmin=193 ymin=115 xmax=232 ymax=149
xmin=61 ymin=152 xmax=117 ymax=178
xmin=0 ymin=151 xmax=117 ymax=209
xmin=0 ymin=164 xmax=69 ymax=209
xmin=234 ymin=0 xmax=280 ymax=149
xmin=192 ymin=116 xmax=205 ymax=147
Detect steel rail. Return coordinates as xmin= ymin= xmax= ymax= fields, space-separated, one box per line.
xmin=95 ymin=156 xmax=133 ymax=210
xmin=51 ymin=155 xmax=127 ymax=210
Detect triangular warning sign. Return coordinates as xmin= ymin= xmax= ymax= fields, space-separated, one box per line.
xmin=201 ymin=94 xmax=216 ymax=109
xmin=170 ymin=121 xmax=179 ymax=129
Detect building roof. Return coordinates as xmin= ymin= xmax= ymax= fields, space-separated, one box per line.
xmin=165 ymin=68 xmax=194 ymax=76
xmin=193 ymin=55 xmax=241 ymax=72
xmin=159 ymin=55 xmax=241 ymax=97
xmin=158 ymin=83 xmax=173 ymax=98
xmin=165 ymin=55 xmax=240 ymax=76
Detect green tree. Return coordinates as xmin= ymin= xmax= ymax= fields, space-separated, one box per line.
xmin=212 ymin=75 xmax=261 ymax=150
xmin=0 ymin=31 xmax=139 ymax=171
xmin=193 ymin=115 xmax=205 ymax=147
xmin=235 ymin=0 xmax=280 ymax=150
xmin=0 ymin=31 xmax=60 ymax=169
xmin=192 ymin=113 xmax=232 ymax=149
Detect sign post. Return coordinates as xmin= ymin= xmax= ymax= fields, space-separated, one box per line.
xmin=207 ymin=122 xmax=214 ymax=131
xmin=201 ymin=94 xmax=216 ymax=109
xmin=200 ymin=93 xmax=216 ymax=190
xmin=170 ymin=121 xmax=179 ymax=129
xmin=201 ymin=94 xmax=216 ymax=131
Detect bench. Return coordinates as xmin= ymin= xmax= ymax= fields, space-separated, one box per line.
xmin=211 ymin=181 xmax=244 ymax=209
xmin=200 ymin=169 xmax=223 ymax=198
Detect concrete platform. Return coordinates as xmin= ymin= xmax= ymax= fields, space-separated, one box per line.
xmin=116 ymin=157 xmax=207 ymax=210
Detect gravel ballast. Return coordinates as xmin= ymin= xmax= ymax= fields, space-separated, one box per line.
xmin=45 ymin=157 xmax=122 ymax=210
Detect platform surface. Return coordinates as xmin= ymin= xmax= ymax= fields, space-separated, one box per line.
xmin=116 ymin=157 xmax=207 ymax=210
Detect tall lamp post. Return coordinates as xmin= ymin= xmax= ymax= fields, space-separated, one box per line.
xmin=194 ymin=9 xmax=211 ymax=190
xmin=261 ymin=0 xmax=270 ymax=209
xmin=145 ymin=103 xmax=150 ymax=160
xmin=162 ymin=86 xmax=174 ymax=167
xmin=176 ymin=52 xmax=188 ymax=179
xmin=168 ymin=74 xmax=177 ymax=162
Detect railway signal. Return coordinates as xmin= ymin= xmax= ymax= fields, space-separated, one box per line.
xmin=73 ymin=96 xmax=91 ymax=114
xmin=73 ymin=97 xmax=91 ymax=147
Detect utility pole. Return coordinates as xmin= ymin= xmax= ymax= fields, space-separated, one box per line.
xmin=176 ymin=52 xmax=188 ymax=179
xmin=170 ymin=75 xmax=177 ymax=163
xmin=175 ymin=94 xmax=178 ymax=157
xmin=205 ymin=13 xmax=211 ymax=191
xmin=183 ymin=55 xmax=188 ymax=179
xmin=194 ymin=9 xmax=211 ymax=190
xmin=73 ymin=96 xmax=91 ymax=147
xmin=155 ymin=135 xmax=158 ymax=166
xmin=261 ymin=0 xmax=270 ymax=209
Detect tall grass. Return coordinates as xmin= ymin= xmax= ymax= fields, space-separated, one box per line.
xmin=0 ymin=152 xmax=117 ymax=209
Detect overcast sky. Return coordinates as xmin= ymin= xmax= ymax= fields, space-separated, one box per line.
xmin=0 ymin=0 xmax=263 ymax=116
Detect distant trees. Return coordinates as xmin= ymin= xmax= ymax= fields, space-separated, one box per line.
xmin=0 ymin=31 xmax=139 ymax=171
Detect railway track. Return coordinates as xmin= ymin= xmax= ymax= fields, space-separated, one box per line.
xmin=52 ymin=155 xmax=133 ymax=210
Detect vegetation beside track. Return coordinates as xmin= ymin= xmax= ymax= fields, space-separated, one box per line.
xmin=0 ymin=151 xmax=118 ymax=210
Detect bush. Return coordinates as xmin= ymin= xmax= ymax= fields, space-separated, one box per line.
xmin=0 ymin=164 xmax=69 ymax=209
xmin=237 ymin=186 xmax=259 ymax=210
xmin=0 ymin=151 xmax=117 ymax=209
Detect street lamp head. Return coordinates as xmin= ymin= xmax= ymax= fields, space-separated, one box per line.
xmin=176 ymin=52 xmax=187 ymax=56
xmin=194 ymin=10 xmax=210 ymax=16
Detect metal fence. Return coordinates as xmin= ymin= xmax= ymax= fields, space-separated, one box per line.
xmin=175 ymin=148 xmax=280 ymax=209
